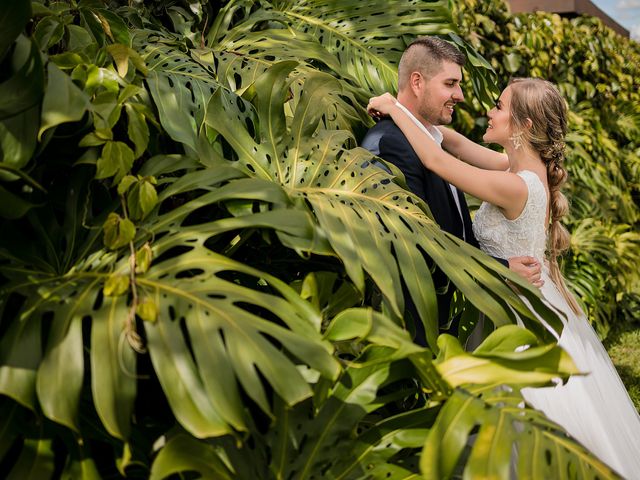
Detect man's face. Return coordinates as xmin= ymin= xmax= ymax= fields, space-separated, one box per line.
xmin=416 ymin=61 xmax=464 ymax=126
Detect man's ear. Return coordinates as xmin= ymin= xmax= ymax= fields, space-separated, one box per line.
xmin=409 ymin=71 xmax=422 ymax=96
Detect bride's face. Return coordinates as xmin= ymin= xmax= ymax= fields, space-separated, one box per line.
xmin=483 ymin=86 xmax=513 ymax=146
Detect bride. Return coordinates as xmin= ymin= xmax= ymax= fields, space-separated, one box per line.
xmin=367 ymin=78 xmax=640 ymax=478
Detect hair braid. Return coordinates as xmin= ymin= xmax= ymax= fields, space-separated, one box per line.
xmin=509 ymin=78 xmax=581 ymax=314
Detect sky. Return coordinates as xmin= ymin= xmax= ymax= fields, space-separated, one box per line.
xmin=591 ymin=0 xmax=640 ymax=39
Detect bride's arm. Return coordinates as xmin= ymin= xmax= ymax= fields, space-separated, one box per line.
xmin=368 ymin=94 xmax=527 ymax=217
xmin=437 ymin=126 xmax=509 ymax=171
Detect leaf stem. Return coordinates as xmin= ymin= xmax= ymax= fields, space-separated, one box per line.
xmin=121 ymin=196 xmax=146 ymax=353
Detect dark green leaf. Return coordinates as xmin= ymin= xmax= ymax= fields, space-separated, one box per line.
xmin=36 ymin=312 xmax=84 ymax=431
xmin=92 ymin=9 xmax=130 ymax=46
xmin=6 ymin=439 xmax=55 ymax=480
xmin=0 ymin=104 xmax=40 ymax=179
xmin=125 ymin=103 xmax=149 ymax=158
xmin=91 ymin=295 xmax=136 ymax=440
xmin=33 ymin=16 xmax=65 ymax=50
xmin=0 ymin=0 xmax=31 ymax=60
xmin=0 ymin=184 xmax=37 ymax=219
xmin=149 ymin=434 xmax=236 ymax=480
xmin=0 ymin=35 xmax=44 ymax=120
xmin=0 ymin=314 xmax=41 ymax=410
xmin=38 ymin=62 xmax=91 ymax=140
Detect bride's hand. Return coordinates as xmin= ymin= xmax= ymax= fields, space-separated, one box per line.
xmin=367 ymin=93 xmax=397 ymax=119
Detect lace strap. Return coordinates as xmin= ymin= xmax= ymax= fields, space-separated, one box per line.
xmin=516 ymin=170 xmax=548 ymax=215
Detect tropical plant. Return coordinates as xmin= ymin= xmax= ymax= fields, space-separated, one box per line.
xmin=0 ymin=0 xmax=620 ymax=478
xmin=452 ymin=0 xmax=640 ymax=336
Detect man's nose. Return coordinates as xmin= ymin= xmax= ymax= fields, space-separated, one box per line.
xmin=453 ymin=86 xmax=464 ymax=102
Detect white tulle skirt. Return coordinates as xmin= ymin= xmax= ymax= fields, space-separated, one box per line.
xmin=521 ymin=269 xmax=640 ymax=479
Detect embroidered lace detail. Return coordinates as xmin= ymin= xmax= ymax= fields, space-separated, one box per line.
xmin=472 ymin=170 xmax=547 ymax=262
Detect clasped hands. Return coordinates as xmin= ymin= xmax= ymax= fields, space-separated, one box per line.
xmin=367 ymin=92 xmax=397 ymax=120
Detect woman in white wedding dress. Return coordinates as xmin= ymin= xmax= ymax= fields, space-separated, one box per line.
xmin=367 ymin=78 xmax=640 ymax=478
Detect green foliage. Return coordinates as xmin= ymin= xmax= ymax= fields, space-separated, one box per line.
xmin=0 ymin=0 xmax=622 ymax=478
xmin=452 ymin=0 xmax=640 ymax=336
xmin=604 ymin=323 xmax=640 ymax=412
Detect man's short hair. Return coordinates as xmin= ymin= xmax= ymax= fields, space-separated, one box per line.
xmin=397 ymin=37 xmax=466 ymax=91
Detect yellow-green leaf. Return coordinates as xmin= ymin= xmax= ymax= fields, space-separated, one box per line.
xmin=103 ymin=274 xmax=130 ymax=297
xmin=137 ymin=299 xmax=158 ymax=323
xmin=127 ymin=178 xmax=158 ymax=220
xmin=96 ymin=141 xmax=134 ymax=183
xmin=103 ymin=212 xmax=136 ymax=250
xmin=117 ymin=175 xmax=137 ymax=195
xmin=135 ymin=243 xmax=153 ymax=273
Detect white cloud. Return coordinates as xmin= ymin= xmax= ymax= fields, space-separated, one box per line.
xmin=631 ymin=23 xmax=640 ymax=39
xmin=617 ymin=0 xmax=640 ymax=9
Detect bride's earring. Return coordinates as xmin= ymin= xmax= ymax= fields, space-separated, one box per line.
xmin=510 ymin=131 xmax=524 ymax=150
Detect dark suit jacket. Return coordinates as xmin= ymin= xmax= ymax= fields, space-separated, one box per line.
xmin=362 ymin=119 xmax=506 ymax=344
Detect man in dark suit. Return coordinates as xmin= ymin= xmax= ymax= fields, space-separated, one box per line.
xmin=362 ymin=37 xmax=541 ymax=345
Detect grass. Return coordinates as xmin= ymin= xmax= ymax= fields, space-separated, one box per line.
xmin=604 ymin=322 xmax=640 ymax=413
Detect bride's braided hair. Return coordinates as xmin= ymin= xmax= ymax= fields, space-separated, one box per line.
xmin=509 ymin=78 xmax=580 ymax=313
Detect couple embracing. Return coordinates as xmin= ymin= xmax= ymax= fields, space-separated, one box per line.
xmin=362 ymin=37 xmax=640 ymax=478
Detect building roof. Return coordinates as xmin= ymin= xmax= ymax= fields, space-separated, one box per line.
xmin=507 ymin=0 xmax=629 ymax=37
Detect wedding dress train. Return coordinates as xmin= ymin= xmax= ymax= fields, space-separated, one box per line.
xmin=473 ymin=170 xmax=640 ymax=479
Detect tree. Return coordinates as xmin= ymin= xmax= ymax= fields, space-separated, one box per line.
xmin=0 ymin=1 xmax=618 ymax=478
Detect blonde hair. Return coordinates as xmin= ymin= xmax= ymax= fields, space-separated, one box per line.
xmin=508 ymin=78 xmax=581 ymax=314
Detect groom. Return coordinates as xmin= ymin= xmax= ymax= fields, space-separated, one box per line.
xmin=361 ymin=37 xmax=542 ymax=345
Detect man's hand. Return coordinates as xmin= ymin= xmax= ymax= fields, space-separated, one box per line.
xmin=508 ymin=256 xmax=543 ymax=287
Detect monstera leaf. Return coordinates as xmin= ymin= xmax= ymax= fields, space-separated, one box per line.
xmin=138 ymin=35 xmax=221 ymax=154
xmin=148 ymin=347 xmax=427 ymax=480
xmin=147 ymin=327 xmax=590 ymax=480
xmin=0 ymin=159 xmax=344 ymax=441
xmin=209 ymin=0 xmax=457 ymax=95
xmin=421 ymin=386 xmax=619 ymax=480
xmin=421 ymin=329 xmax=617 ymax=479
xmin=205 ymin=61 xmax=564 ymax=350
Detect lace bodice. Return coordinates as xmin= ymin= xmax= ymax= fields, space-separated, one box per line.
xmin=473 ymin=170 xmax=548 ymax=262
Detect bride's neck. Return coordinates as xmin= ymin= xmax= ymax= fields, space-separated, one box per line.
xmin=505 ymin=145 xmax=543 ymax=173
